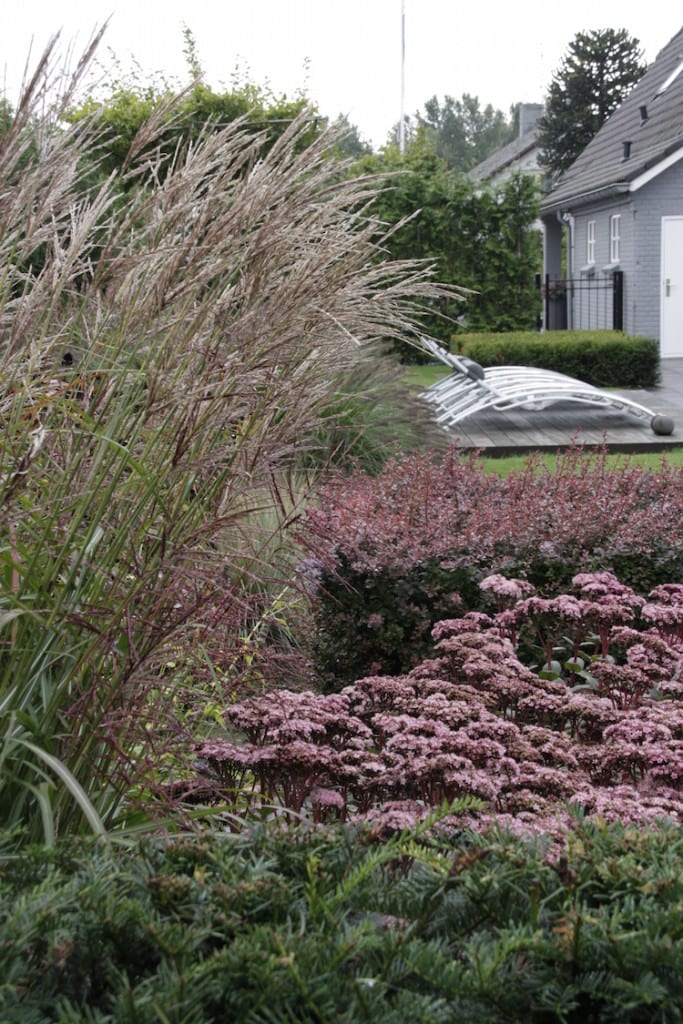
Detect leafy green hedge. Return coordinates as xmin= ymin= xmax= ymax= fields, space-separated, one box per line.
xmin=355 ymin=152 xmax=542 ymax=357
xmin=453 ymin=330 xmax=660 ymax=388
xmin=2 ymin=821 xmax=683 ymax=1022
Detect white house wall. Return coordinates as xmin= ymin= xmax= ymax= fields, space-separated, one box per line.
xmin=630 ymin=161 xmax=683 ymax=341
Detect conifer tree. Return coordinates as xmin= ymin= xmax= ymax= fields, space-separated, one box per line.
xmin=538 ymin=28 xmax=646 ymax=178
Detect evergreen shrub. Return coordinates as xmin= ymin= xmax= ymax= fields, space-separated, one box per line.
xmin=454 ymin=330 xmax=660 ymax=388
xmin=3 ymin=822 xmax=683 ymax=1022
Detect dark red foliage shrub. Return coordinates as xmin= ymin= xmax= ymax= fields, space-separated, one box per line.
xmin=194 ymin=574 xmax=683 ymax=839
xmin=299 ymin=444 xmax=683 ymax=683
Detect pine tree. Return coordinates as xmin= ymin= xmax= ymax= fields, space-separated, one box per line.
xmin=538 ymin=28 xmax=646 ymax=179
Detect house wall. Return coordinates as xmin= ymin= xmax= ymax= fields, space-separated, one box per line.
xmin=486 ymin=148 xmax=543 ymax=189
xmin=563 ymin=161 xmax=683 ymax=339
xmin=630 ymin=161 xmax=683 ymax=340
xmin=570 ymin=196 xmax=633 ymax=331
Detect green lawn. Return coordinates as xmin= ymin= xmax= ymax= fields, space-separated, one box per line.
xmin=402 ymin=362 xmax=450 ymax=389
xmin=480 ymin=448 xmax=683 ymax=476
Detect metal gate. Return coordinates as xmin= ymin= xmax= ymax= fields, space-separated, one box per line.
xmin=541 ymin=270 xmax=624 ymax=332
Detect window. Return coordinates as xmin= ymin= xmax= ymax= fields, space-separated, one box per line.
xmin=587 ymin=220 xmax=596 ymax=264
xmin=610 ymin=215 xmax=621 ymax=264
xmin=654 ymin=59 xmax=683 ymax=98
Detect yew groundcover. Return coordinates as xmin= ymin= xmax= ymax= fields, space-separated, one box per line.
xmin=2 ymin=821 xmax=683 ymax=1023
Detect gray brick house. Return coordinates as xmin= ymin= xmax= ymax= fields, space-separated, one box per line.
xmin=541 ymin=26 xmax=683 ymax=357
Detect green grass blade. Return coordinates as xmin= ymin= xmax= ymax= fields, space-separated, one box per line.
xmin=16 ymin=738 xmax=108 ymax=838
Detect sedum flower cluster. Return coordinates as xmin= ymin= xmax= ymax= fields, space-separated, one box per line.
xmin=196 ymin=572 xmax=683 ymax=838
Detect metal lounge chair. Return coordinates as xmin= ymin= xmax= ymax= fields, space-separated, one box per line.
xmin=418 ymin=337 xmax=675 ymax=436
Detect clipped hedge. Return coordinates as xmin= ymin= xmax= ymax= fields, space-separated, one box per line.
xmin=453 ymin=330 xmax=660 ymax=388
xmin=3 ymin=822 xmax=683 ymax=1022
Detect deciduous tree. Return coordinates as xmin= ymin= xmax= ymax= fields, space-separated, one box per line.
xmin=416 ymin=92 xmax=513 ymax=171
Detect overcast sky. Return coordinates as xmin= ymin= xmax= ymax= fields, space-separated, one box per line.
xmin=3 ymin=2 xmax=682 ymax=148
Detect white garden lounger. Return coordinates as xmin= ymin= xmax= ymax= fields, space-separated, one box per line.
xmin=418 ymin=337 xmax=675 ymax=436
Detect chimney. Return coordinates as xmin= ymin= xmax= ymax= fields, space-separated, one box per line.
xmin=518 ymin=103 xmax=544 ymax=138
xmin=622 ymin=140 xmax=632 ymax=160
xmin=639 ymin=104 xmax=648 ymax=123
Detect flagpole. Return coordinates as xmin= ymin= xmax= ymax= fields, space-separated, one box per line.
xmin=399 ymin=0 xmax=405 ymax=154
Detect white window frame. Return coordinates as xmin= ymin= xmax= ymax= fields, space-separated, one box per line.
xmin=586 ymin=220 xmax=596 ymax=264
xmin=610 ymin=214 xmax=621 ymax=264
xmin=654 ymin=59 xmax=683 ymax=97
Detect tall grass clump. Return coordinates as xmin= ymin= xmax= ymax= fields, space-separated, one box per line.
xmin=0 ymin=36 xmax=459 ymax=844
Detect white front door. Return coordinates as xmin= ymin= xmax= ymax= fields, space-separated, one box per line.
xmin=661 ymin=216 xmax=683 ymax=356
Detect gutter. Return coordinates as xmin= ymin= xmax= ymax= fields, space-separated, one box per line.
xmin=541 ymin=181 xmax=631 ymax=216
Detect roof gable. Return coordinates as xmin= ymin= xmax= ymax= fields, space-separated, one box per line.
xmin=468 ymin=130 xmax=540 ymax=184
xmin=542 ymin=26 xmax=683 ymax=212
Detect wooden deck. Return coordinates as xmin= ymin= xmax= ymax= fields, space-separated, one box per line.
xmin=435 ymin=359 xmax=683 ymax=454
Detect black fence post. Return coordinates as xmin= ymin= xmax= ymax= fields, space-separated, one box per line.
xmin=613 ymin=270 xmax=624 ymax=331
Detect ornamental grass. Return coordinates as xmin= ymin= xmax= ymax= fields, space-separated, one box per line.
xmin=0 ymin=35 xmax=457 ymax=844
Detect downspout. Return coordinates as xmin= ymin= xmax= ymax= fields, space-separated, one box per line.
xmin=561 ymin=211 xmax=575 ymax=329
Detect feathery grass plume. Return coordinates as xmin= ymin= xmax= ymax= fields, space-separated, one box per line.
xmin=0 ymin=35 xmax=464 ymax=844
